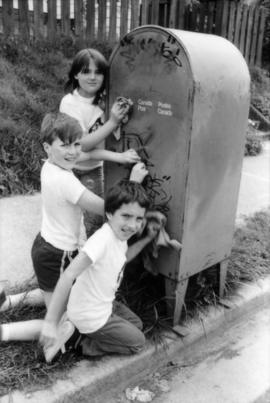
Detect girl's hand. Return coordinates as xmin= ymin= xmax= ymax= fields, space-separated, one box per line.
xmin=120 ymin=149 xmax=141 ymax=164
xmin=39 ymin=320 xmax=57 ymax=348
xmin=110 ymin=101 xmax=129 ymax=125
xmin=129 ymin=162 xmax=149 ymax=183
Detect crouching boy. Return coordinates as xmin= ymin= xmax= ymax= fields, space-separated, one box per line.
xmin=40 ymin=180 xmax=159 ymax=362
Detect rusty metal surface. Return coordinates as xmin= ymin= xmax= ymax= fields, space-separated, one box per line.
xmin=105 ymin=26 xmax=250 ymax=284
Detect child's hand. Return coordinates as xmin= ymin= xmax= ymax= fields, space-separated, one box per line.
xmin=120 ymin=149 xmax=141 ymax=164
xmin=147 ymin=221 xmax=161 ymax=240
xmin=110 ymin=101 xmax=129 ymax=125
xmin=129 ymin=162 xmax=149 ymax=183
xmin=39 ymin=320 xmax=57 ymax=348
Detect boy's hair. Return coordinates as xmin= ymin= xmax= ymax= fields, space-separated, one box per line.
xmin=65 ymin=48 xmax=108 ymax=105
xmin=40 ymin=112 xmax=83 ymax=145
xmin=105 ymin=180 xmax=150 ymax=214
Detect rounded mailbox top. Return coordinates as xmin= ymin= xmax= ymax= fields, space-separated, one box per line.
xmin=111 ymin=25 xmax=250 ymax=91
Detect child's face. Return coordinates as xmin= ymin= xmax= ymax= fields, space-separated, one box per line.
xmin=75 ymin=58 xmax=104 ymax=98
xmin=44 ymin=137 xmax=81 ymax=170
xmin=106 ymin=202 xmax=146 ymax=241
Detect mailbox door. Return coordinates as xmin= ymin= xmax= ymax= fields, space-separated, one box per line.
xmin=105 ymin=26 xmax=193 ymax=280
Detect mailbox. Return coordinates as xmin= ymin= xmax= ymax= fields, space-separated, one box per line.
xmin=105 ymin=26 xmax=250 ymax=325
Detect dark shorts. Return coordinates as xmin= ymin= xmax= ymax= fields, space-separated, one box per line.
xmin=31 ymin=233 xmax=78 ymax=292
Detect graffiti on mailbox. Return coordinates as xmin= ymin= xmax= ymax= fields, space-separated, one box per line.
xmin=144 ymin=174 xmax=172 ymax=214
xmin=161 ymin=35 xmax=182 ymax=67
xmin=119 ymin=33 xmax=182 ymax=72
xmin=120 ymin=129 xmax=172 ymax=214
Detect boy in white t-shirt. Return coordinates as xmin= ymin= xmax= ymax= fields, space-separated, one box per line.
xmin=40 ymin=180 xmax=160 ymax=362
xmin=0 ymin=113 xmax=147 ymax=331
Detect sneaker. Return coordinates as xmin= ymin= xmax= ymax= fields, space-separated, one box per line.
xmin=43 ymin=312 xmax=75 ymax=363
xmin=64 ymin=326 xmax=82 ymax=353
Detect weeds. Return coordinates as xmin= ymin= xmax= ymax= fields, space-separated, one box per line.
xmin=245 ymin=133 xmax=263 ymax=156
xmin=250 ymin=67 xmax=270 ymax=121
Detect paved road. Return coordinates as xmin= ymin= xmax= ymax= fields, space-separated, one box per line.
xmin=116 ymin=305 xmax=270 ymax=403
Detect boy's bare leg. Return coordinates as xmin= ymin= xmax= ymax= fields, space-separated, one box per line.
xmin=0 ymin=319 xmax=43 ymax=341
xmin=0 ymin=288 xmax=45 ymax=312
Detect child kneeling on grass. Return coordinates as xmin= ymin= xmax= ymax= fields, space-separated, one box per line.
xmin=40 ymin=180 xmax=159 ymax=362
xmin=0 ymin=180 xmax=159 ymax=363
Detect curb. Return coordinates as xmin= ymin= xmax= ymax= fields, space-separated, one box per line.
xmin=1 ymin=276 xmax=270 ymax=403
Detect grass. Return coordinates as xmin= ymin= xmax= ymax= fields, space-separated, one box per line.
xmin=1 ymin=209 xmax=269 ymax=397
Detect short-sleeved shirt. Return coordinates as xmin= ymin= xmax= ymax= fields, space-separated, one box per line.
xmin=67 ymin=223 xmax=128 ymax=333
xmin=41 ymin=160 xmax=86 ymax=251
xmin=59 ymin=90 xmax=104 ymax=172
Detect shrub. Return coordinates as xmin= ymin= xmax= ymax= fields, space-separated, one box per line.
xmin=244 ymin=133 xmax=263 ymax=156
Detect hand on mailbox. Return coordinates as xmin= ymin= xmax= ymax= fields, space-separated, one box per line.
xmin=110 ymin=99 xmax=130 ymax=126
xmin=139 ymin=211 xmax=182 ymax=276
xmin=129 ymin=162 xmax=149 ymax=183
xmin=116 ymin=96 xmax=133 ymax=122
xmin=120 ymin=149 xmax=141 ymax=164
xmin=113 ymin=96 xmax=134 ymax=140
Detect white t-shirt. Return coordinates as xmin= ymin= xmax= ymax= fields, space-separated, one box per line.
xmin=41 ymin=160 xmax=86 ymax=251
xmin=67 ymin=223 xmax=128 ymax=333
xmin=59 ymin=90 xmax=105 ymax=172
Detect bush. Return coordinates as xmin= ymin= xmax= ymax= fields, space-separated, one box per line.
xmin=244 ymin=133 xmax=263 ymax=156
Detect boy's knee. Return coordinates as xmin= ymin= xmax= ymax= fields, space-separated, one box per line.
xmin=133 ymin=317 xmax=143 ymax=331
xmin=130 ymin=331 xmax=146 ymax=354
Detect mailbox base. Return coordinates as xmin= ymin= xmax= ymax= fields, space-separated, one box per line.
xmin=164 ymin=259 xmax=229 ymax=326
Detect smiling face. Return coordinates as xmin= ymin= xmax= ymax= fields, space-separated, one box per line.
xmin=106 ymin=202 xmax=146 ymax=241
xmin=44 ymin=137 xmax=81 ymax=170
xmin=75 ymin=58 xmax=104 ymax=98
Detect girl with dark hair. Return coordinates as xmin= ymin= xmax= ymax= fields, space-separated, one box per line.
xmin=60 ymin=48 xmax=141 ymax=235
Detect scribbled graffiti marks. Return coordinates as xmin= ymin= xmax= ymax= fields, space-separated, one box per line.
xmin=122 ymin=130 xmax=154 ymax=167
xmin=144 ymin=174 xmax=172 ymax=214
xmin=119 ymin=33 xmax=182 ymax=72
xmin=121 ymin=130 xmax=172 ymax=214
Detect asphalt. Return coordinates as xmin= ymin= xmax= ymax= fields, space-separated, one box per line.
xmin=0 ymin=140 xmax=269 ymax=402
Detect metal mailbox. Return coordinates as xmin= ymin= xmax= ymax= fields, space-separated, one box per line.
xmin=105 ymin=26 xmax=250 ymax=325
